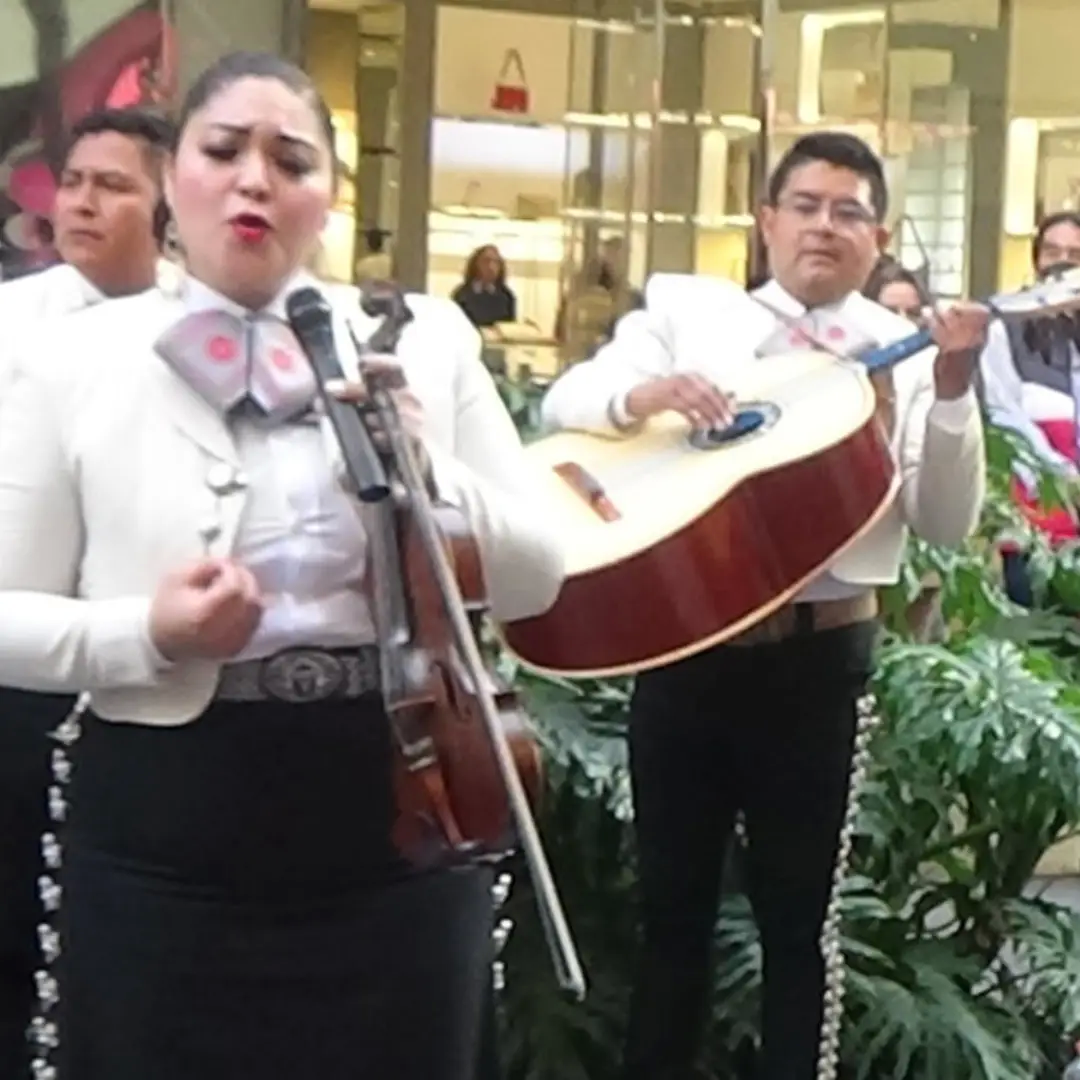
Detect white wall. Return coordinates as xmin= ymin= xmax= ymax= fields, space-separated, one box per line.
xmin=435 ymin=7 xmax=590 ymax=125
xmin=1008 ymin=0 xmax=1080 ymax=119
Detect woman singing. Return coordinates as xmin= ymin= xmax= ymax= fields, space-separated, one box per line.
xmin=0 ymin=51 xmax=563 ymax=1080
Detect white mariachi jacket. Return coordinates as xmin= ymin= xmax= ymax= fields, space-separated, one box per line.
xmin=0 ymin=273 xmax=565 ymax=725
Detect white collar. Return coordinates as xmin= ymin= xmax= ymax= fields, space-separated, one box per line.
xmin=752 ymin=278 xmax=860 ymax=320
xmin=41 ymin=263 xmax=105 ymax=310
xmin=174 ymin=268 xmax=320 ymax=322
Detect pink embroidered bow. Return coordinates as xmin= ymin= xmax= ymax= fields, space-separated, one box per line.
xmin=755 ymin=310 xmax=876 ymax=359
xmin=154 ymin=310 xmax=317 ymax=423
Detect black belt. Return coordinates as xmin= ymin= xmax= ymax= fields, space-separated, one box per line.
xmin=215 ymin=647 xmax=381 ymax=704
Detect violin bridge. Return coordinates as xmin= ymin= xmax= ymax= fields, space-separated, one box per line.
xmin=553 ymin=462 xmax=621 ymax=522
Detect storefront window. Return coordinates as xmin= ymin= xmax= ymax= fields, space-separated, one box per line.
xmin=302 ymin=0 xmax=1080 ymax=314
xmin=422 ymin=0 xmax=767 ymax=365
xmin=758 ymin=0 xmax=1017 ymax=299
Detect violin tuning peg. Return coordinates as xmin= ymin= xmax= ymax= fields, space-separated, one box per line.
xmin=492 ymin=960 xmax=506 ymax=993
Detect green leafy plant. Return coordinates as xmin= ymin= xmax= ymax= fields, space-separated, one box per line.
xmin=494 ymin=391 xmax=1080 ymax=1079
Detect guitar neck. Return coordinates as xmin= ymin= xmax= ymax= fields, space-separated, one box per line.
xmin=859 ymin=326 xmax=934 ymax=375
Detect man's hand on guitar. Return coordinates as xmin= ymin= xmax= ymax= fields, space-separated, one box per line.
xmin=927 ymin=301 xmax=989 ymax=400
xmin=624 ymin=374 xmax=734 ymax=428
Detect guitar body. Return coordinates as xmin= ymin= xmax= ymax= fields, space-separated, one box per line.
xmin=502 ymin=350 xmax=897 ymax=676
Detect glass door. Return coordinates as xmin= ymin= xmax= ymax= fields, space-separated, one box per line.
xmin=559 ymin=0 xmax=762 ymax=350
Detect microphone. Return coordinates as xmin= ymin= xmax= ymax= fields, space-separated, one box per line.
xmin=286 ymin=286 xmax=391 ymax=503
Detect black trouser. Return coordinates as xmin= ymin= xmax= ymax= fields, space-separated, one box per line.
xmin=0 ymin=690 xmax=71 ymax=1078
xmin=622 ymin=620 xmax=877 ymax=1080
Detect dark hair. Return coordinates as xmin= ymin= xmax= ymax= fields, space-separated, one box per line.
xmin=64 ymin=106 xmax=175 ymax=244
xmin=1033 ymin=210 xmax=1080 ymax=263
xmin=66 ymin=106 xmax=174 ymax=164
xmin=863 ymin=255 xmax=931 ymax=306
xmin=176 ymin=51 xmax=336 ymax=155
xmin=767 ymin=132 xmax=888 ymax=223
xmin=364 ymin=226 xmax=387 ymax=252
xmin=463 ymin=244 xmax=505 ymax=286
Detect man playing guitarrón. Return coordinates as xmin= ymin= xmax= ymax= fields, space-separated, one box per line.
xmin=540 ymin=132 xmax=987 ymax=1080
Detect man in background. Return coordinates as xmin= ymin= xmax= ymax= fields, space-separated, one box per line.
xmin=979 ymin=211 xmax=1080 ymax=604
xmin=542 ymin=131 xmax=986 ymax=1080
xmin=0 ymin=105 xmax=172 ymax=1076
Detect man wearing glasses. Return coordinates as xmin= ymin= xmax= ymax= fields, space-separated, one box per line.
xmin=540 ymin=132 xmax=987 ymax=1080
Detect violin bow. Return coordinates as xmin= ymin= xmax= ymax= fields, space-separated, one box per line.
xmin=347 ymin=290 xmax=588 ymax=1001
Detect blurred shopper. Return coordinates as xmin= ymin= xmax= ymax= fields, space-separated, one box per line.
xmin=863 ymin=255 xmax=943 ymax=641
xmin=453 ymin=244 xmax=516 ymax=328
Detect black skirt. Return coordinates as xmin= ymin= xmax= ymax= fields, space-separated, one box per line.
xmin=57 ymin=696 xmax=494 ymax=1080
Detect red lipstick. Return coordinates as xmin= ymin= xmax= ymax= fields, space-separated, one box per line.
xmin=230 ymin=213 xmax=271 ymax=244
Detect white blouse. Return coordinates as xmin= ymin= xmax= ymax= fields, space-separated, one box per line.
xmin=230 ymin=417 xmax=375 ymax=659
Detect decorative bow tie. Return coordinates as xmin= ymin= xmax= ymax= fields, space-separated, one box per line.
xmin=755 ymin=310 xmax=876 ymax=359
xmin=153 ymin=309 xmax=317 ymax=424
xmin=755 ymin=309 xmax=894 ymax=434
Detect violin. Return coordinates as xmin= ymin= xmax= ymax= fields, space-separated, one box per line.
xmin=355 ymin=281 xmax=543 ymax=860
xmin=285 ymin=282 xmax=585 ymax=999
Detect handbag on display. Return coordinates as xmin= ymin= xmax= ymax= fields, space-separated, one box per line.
xmin=491 ymin=49 xmax=530 ymax=114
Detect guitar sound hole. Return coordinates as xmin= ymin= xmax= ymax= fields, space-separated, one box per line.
xmin=687 ymin=403 xmax=778 ymax=451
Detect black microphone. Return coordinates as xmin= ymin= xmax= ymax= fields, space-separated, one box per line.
xmin=286 ymin=286 xmax=391 ymax=503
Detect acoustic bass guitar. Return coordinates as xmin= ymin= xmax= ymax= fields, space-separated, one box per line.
xmin=502 ymin=271 xmax=1080 ymax=678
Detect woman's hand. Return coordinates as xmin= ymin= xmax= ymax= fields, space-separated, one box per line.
xmin=149 ymin=558 xmax=263 ymax=662
xmin=326 ymin=357 xmax=432 ymax=477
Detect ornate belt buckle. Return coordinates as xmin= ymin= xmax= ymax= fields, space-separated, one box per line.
xmin=259 ymin=649 xmax=346 ymax=704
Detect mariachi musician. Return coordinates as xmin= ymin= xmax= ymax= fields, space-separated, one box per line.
xmin=979 ymin=210 xmax=1080 ymax=605
xmin=541 ymin=132 xmax=987 ymax=1080
xmin=0 ymin=51 xmax=563 ymax=1080
xmin=0 ymin=104 xmax=172 ymax=1077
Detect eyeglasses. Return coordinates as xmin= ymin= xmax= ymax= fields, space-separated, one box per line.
xmin=1040 ymin=243 xmax=1080 ymax=266
xmin=776 ymin=195 xmax=877 ymax=231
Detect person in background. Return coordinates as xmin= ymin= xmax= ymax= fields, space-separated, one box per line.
xmin=554 ymin=236 xmax=644 ymax=364
xmin=0 ymin=104 xmax=172 ymax=1080
xmin=862 ymin=254 xmax=943 ymax=641
xmin=863 ymin=255 xmax=931 ymax=323
xmin=980 ymin=211 xmax=1080 ymax=605
xmin=355 ymin=225 xmax=392 ymax=284
xmin=452 ymin=244 xmax=516 ymax=328
xmin=0 ymin=107 xmax=172 ymax=394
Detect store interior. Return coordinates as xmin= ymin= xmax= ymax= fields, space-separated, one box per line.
xmin=305 ymin=0 xmax=1080 ymax=351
